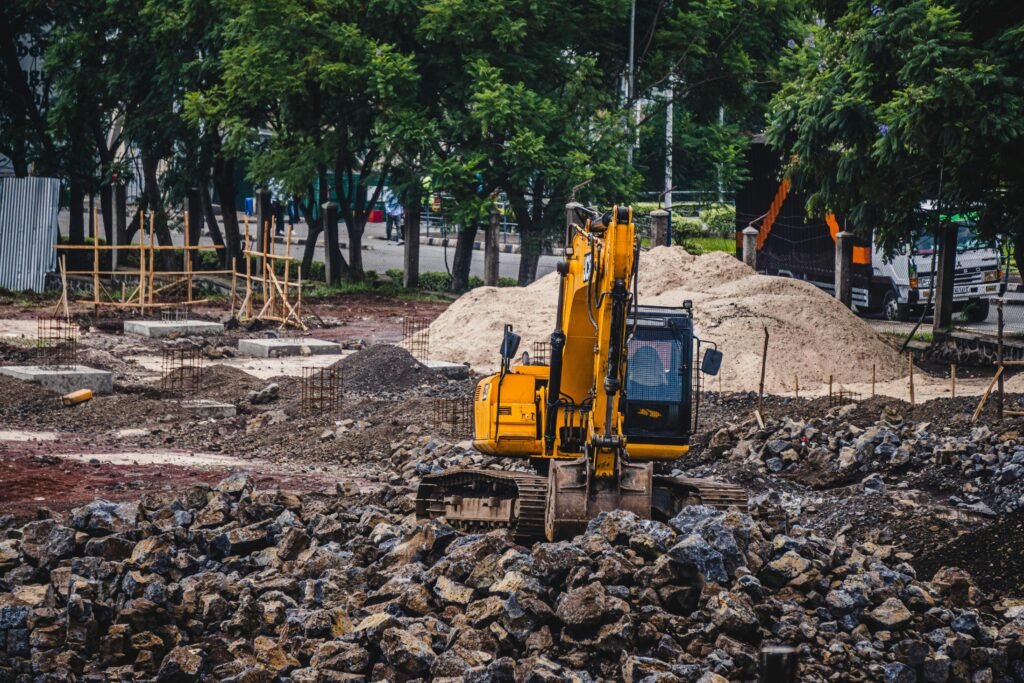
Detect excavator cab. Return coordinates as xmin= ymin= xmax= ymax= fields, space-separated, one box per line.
xmin=621 ymin=304 xmax=719 ymax=460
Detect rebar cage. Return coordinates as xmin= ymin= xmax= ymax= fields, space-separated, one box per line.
xmin=302 ymin=366 xmax=343 ymax=416
xmin=36 ymin=318 xmax=78 ymax=368
xmin=161 ymin=306 xmax=190 ymax=322
xmin=530 ymin=340 xmax=550 ymax=366
xmin=402 ymin=317 xmax=430 ymax=361
xmin=433 ymin=396 xmax=474 ymax=438
xmin=161 ymin=345 xmax=204 ymax=396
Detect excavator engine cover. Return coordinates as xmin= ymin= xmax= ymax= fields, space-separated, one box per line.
xmin=545 ymin=457 xmax=653 ymax=541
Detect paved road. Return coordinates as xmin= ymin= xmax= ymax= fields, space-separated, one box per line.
xmin=59 ymin=212 xmax=560 ymax=282
xmin=866 ymin=303 xmax=1024 ymax=338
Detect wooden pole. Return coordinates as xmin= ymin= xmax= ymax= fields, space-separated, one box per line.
xmin=972 ymin=366 xmax=1005 ymax=423
xmin=244 ymin=215 xmax=252 ymax=319
xmin=262 ymin=219 xmax=269 ymax=317
xmin=828 ymin=375 xmax=833 ymax=403
xmin=951 ymin=363 xmax=957 ymax=399
xmin=184 ymin=209 xmax=193 ymax=313
xmin=757 ymin=325 xmax=769 ymax=413
xmin=908 ymin=352 xmax=915 ymax=405
xmin=230 ymin=257 xmax=238 ymax=315
xmin=297 ymin=266 xmax=303 ymax=324
xmin=148 ymin=211 xmax=156 ymax=306
xmin=138 ymin=210 xmax=146 ymax=314
xmin=872 ymin=364 xmax=876 ymax=398
xmin=283 ymin=225 xmax=292 ymax=319
xmin=998 ymin=298 xmax=1004 ymax=420
xmin=794 ymin=375 xmax=799 ymax=400
xmin=92 ymin=204 xmax=100 ymax=316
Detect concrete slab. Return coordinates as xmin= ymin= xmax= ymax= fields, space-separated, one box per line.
xmin=0 ymin=365 xmax=114 ymax=395
xmin=422 ymin=359 xmax=471 ymax=380
xmin=124 ymin=320 xmax=225 ymax=338
xmin=180 ymin=400 xmax=237 ymax=419
xmin=239 ymin=337 xmax=344 ymax=358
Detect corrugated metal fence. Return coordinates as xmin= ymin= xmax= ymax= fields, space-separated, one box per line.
xmin=0 ymin=177 xmax=60 ymax=292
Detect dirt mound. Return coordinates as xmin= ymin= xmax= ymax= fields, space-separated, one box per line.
xmin=335 ymin=344 xmax=442 ymax=394
xmin=196 ymin=364 xmax=267 ymax=401
xmin=914 ymin=509 xmax=1024 ymax=595
xmin=429 ymin=245 xmax=905 ymax=393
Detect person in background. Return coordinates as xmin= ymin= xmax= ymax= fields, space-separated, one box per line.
xmin=269 ymin=180 xmax=286 ymax=236
xmin=384 ymin=186 xmax=405 ymax=244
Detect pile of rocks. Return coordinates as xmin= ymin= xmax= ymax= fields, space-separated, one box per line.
xmin=1 ymin=474 xmax=1021 ymax=681
xmin=705 ymin=407 xmax=1024 ymax=515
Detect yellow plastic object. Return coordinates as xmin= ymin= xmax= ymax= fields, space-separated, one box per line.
xmin=62 ymin=389 xmax=93 ymax=406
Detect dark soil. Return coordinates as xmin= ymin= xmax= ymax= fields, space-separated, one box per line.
xmin=914 ymin=508 xmax=1024 ymax=595
xmin=333 ymin=343 xmax=444 ymax=393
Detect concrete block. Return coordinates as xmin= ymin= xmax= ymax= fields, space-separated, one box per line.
xmin=238 ymin=337 xmax=344 ymax=358
xmin=0 ymin=365 xmax=113 ymax=395
xmin=422 ymin=359 xmax=470 ymax=380
xmin=180 ymin=400 xmax=237 ymax=419
xmin=124 ymin=320 xmax=225 ymax=338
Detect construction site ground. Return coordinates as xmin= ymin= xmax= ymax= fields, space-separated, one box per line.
xmin=3 ymin=274 xmax=1024 ymax=680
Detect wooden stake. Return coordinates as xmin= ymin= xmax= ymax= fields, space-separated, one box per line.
xmin=244 ymin=216 xmax=252 ymax=319
xmin=230 ymin=257 xmax=238 ymax=315
xmin=794 ymin=375 xmax=799 ymax=399
xmin=92 ymin=204 xmax=100 ymax=316
xmin=148 ymin=212 xmax=156 ymax=306
xmin=871 ymin=364 xmax=876 ymax=398
xmin=283 ymin=225 xmax=292 ymax=320
xmin=829 ymin=375 xmax=833 ymax=402
xmin=972 ymin=366 xmax=1005 ymax=423
xmin=757 ymin=325 xmax=769 ymax=414
xmin=185 ymin=209 xmax=192 ymax=311
xmin=951 ymin=363 xmax=957 ymax=399
xmin=908 ymin=353 xmax=915 ymax=405
xmin=138 ymin=210 xmax=146 ymax=314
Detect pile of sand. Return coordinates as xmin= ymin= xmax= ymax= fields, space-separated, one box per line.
xmin=428 ymin=246 xmax=906 ymax=394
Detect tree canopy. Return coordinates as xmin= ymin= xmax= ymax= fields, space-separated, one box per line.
xmin=768 ymin=0 xmax=1024 ymax=256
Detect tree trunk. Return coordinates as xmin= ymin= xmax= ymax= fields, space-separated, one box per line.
xmin=302 ymin=222 xmax=323 ymax=281
xmin=69 ymin=179 xmax=85 ymax=269
xmin=100 ymin=183 xmax=114 ymax=244
xmin=347 ymin=222 xmax=365 ymax=282
xmin=141 ymin=150 xmax=173 ymax=268
xmin=450 ymin=221 xmax=477 ymax=292
xmin=115 ymin=184 xmax=128 ymax=246
xmin=69 ymin=180 xmax=85 ymax=245
xmin=1013 ymin=231 xmax=1024 ymax=286
xmin=213 ymin=157 xmax=240 ymax=270
xmin=517 ymin=228 xmax=543 ymax=285
xmin=199 ymin=184 xmax=224 ymax=248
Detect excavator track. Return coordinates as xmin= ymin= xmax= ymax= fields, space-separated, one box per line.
xmin=415 ymin=469 xmax=548 ymax=543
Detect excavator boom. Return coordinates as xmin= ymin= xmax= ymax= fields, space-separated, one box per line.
xmin=417 ymin=204 xmax=744 ymax=541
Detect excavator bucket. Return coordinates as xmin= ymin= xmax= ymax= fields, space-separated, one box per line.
xmin=545 ymin=458 xmax=653 ymax=541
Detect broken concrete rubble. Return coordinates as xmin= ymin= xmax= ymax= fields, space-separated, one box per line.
xmin=1 ymin=474 xmax=1021 ymax=682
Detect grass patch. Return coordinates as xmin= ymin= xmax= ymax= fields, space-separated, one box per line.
xmin=682 ymin=236 xmax=736 ymax=255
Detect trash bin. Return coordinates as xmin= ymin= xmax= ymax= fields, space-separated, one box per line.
xmin=245 ymin=197 xmax=254 ymax=215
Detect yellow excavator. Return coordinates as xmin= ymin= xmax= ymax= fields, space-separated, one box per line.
xmin=416 ymin=205 xmax=746 ymax=541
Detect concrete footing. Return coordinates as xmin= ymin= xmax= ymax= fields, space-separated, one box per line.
xmin=238 ymin=338 xmax=344 ymax=358
xmin=422 ymin=359 xmax=471 ymax=380
xmin=124 ymin=320 xmax=225 ymax=338
xmin=180 ymin=400 xmax=237 ymax=419
xmin=0 ymin=365 xmax=114 ymax=395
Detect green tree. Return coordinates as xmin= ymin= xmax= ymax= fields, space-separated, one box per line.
xmin=189 ymin=0 xmax=418 ymax=283
xmin=634 ymin=0 xmax=809 ymax=200
xmin=768 ymin=0 xmax=1024 ymax=263
xmin=420 ymin=0 xmax=640 ymax=287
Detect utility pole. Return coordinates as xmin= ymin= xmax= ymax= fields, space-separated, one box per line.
xmin=626 ymin=0 xmax=636 ymax=166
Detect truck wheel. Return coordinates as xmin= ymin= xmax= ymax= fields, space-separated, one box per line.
xmin=964 ymin=299 xmax=990 ymax=323
xmin=883 ymin=290 xmax=909 ymax=322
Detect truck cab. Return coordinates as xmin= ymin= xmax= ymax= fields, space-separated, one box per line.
xmin=872 ymin=219 xmax=1004 ymax=323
